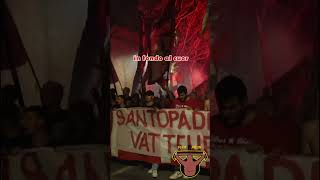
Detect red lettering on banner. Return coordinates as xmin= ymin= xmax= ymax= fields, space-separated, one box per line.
xmin=149 ymin=133 xmax=160 ymax=153
xmin=193 ymin=111 xmax=206 ymax=129
xmin=187 ymin=135 xmax=192 ymax=146
xmin=211 ymin=157 xmax=221 ymax=180
xmin=157 ymin=110 xmax=169 ymax=128
xmin=136 ymin=110 xmax=147 ymax=127
xmin=147 ymin=110 xmax=156 ymax=127
xmin=177 ymin=135 xmax=186 ymax=147
xmin=178 ymin=111 xmax=191 ymax=130
xmin=126 ymin=110 xmax=137 ymax=126
xmin=139 ymin=132 xmax=150 ymax=152
xmin=116 ymin=110 xmax=125 ymax=125
xmin=21 ymin=152 xmax=48 ymax=180
xmin=197 ymin=135 xmax=201 ymax=146
xmin=264 ymin=157 xmax=305 ymax=180
xmin=168 ymin=110 xmax=179 ymax=128
xmin=163 ymin=134 xmax=175 ymax=154
xmin=56 ymin=154 xmax=77 ymax=180
xmin=131 ymin=131 xmax=142 ymax=148
xmin=225 ymin=154 xmax=245 ymax=180
xmin=84 ymin=153 xmax=100 ymax=180
xmin=312 ymin=161 xmax=319 ymax=180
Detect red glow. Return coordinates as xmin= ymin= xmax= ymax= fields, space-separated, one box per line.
xmin=172 ymin=0 xmax=210 ymax=94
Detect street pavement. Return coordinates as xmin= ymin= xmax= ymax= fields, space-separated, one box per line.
xmin=111 ymin=159 xmax=210 ymax=180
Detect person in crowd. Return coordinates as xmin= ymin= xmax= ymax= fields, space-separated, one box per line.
xmin=211 ymin=75 xmax=298 ymax=155
xmin=123 ymin=87 xmax=131 ymax=105
xmin=255 ymin=95 xmax=275 ymax=119
xmin=143 ymin=90 xmax=160 ymax=178
xmin=141 ymin=91 xmax=161 ymax=178
xmin=159 ymin=88 xmax=172 ymax=108
xmin=110 ymin=88 xmax=117 ymax=106
xmin=40 ymin=81 xmax=68 ymax=146
xmin=171 ymin=85 xmax=203 ymax=110
xmin=168 ymin=86 xmax=204 ymax=179
xmin=142 ymin=90 xmax=161 ymax=109
xmin=113 ymin=95 xmax=126 ymax=109
xmin=128 ymin=93 xmax=140 ymax=107
xmin=66 ymin=100 xmax=98 ymax=145
xmin=20 ymin=106 xmax=50 ymax=148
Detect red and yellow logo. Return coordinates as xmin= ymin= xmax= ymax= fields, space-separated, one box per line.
xmin=172 ymin=146 xmax=208 ymax=178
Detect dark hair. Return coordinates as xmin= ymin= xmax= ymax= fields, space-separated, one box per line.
xmin=145 ymin=90 xmax=154 ymax=96
xmin=110 ymin=88 xmax=117 ymax=100
xmin=123 ymin=87 xmax=130 ymax=92
xmin=215 ymin=75 xmax=247 ymax=105
xmin=177 ymin=86 xmax=187 ymax=95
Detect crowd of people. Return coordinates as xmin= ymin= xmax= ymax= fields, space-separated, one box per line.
xmin=0 ymin=75 xmax=318 ymax=179
xmin=0 ymin=81 xmax=101 ymax=154
xmin=111 ymin=85 xmax=206 ymax=111
xmin=110 ymin=75 xmax=319 ymax=179
xmin=111 ymin=84 xmax=210 ymax=179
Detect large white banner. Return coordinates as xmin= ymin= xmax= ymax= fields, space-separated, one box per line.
xmin=111 ymin=108 xmax=211 ymax=163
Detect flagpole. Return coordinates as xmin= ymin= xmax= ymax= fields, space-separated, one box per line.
xmin=26 ymin=58 xmax=41 ymax=91
xmin=110 ymin=61 xmax=119 ymax=95
xmin=4 ymin=33 xmax=25 ymax=107
xmin=111 ymin=61 xmax=123 ymax=93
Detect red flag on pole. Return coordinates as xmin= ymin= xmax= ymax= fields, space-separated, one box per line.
xmin=69 ymin=0 xmax=109 ymax=103
xmin=0 ymin=0 xmax=28 ymax=70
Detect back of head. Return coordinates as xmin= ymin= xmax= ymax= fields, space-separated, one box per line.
xmin=177 ymin=86 xmax=187 ymax=95
xmin=215 ymin=75 xmax=247 ymax=106
xmin=144 ymin=90 xmax=154 ymax=97
xmin=123 ymin=87 xmax=130 ymax=96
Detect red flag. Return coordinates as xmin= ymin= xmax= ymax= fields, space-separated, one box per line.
xmin=0 ymin=0 xmax=28 ymax=70
xmin=135 ymin=0 xmax=173 ymax=87
xmin=256 ymin=0 xmax=315 ymax=122
xmin=257 ymin=0 xmax=315 ymax=86
xmin=69 ymin=0 xmax=109 ymax=103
